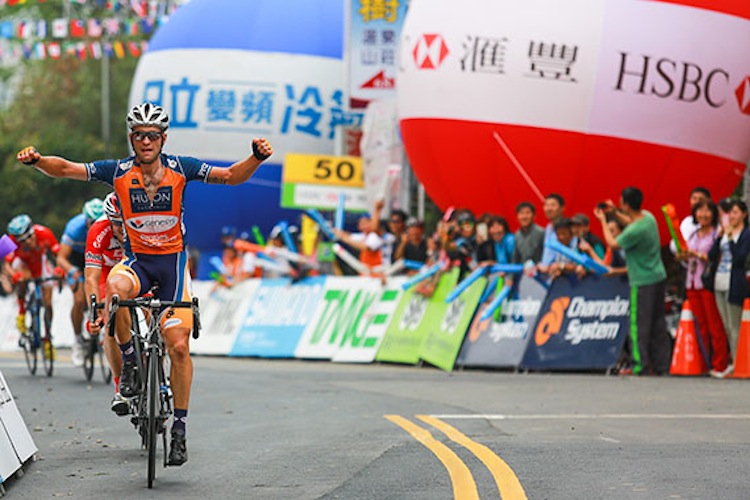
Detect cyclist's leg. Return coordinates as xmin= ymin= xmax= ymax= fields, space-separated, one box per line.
xmin=106 ymin=259 xmax=148 ymax=397
xmin=69 ymin=251 xmax=86 ymax=336
xmin=157 ymin=251 xmax=193 ymax=466
xmin=40 ymin=258 xmax=56 ymax=339
xmin=100 ymin=281 xmax=123 ymax=381
xmin=10 ymin=259 xmax=30 ymax=332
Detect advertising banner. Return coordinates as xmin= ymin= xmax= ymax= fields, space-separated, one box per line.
xmin=295 ymin=276 xmax=384 ymax=359
xmin=419 ymin=273 xmax=486 ymax=372
xmin=456 ymin=275 xmax=548 ymax=369
xmin=333 ymin=277 xmax=406 ymax=363
xmin=192 ymin=279 xmax=261 ymax=356
xmin=521 ymin=275 xmax=630 ymax=371
xmin=349 ymin=0 xmax=409 ymax=106
xmin=230 ymin=277 xmax=326 ymax=358
xmin=376 ymin=268 xmax=459 ymax=365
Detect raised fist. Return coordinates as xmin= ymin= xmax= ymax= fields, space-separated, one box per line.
xmin=252 ymin=138 xmax=273 ymax=161
xmin=17 ymin=146 xmax=40 ymax=165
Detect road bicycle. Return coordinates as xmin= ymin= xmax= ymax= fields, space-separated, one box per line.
xmin=105 ymin=292 xmax=200 ymax=488
xmin=17 ymin=276 xmax=63 ymax=377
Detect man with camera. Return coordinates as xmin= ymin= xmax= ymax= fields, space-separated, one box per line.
xmin=595 ymin=187 xmax=671 ymax=376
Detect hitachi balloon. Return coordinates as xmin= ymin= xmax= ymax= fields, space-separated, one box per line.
xmin=398 ymin=0 xmax=750 ymax=231
xmin=129 ymin=0 xmax=346 ymax=252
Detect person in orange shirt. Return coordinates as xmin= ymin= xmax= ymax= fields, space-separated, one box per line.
xmin=17 ymin=102 xmax=273 ymax=467
xmin=333 ymin=200 xmax=384 ymax=271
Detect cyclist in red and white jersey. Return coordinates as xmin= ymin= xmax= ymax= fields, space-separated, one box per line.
xmin=5 ymin=214 xmax=61 ymax=355
xmin=17 ymin=101 xmax=273 ymax=466
xmin=85 ymin=192 xmax=126 ymax=415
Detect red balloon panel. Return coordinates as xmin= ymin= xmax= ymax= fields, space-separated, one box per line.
xmin=401 ymin=118 xmax=742 ymax=242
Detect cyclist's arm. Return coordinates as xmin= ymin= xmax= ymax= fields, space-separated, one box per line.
xmin=56 ymin=243 xmax=77 ymax=274
xmin=17 ymin=148 xmax=88 ymax=181
xmin=206 ymin=138 xmax=272 ymax=186
xmin=84 ymin=266 xmax=102 ymax=305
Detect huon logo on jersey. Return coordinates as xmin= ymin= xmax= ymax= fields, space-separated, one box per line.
xmin=412 ymin=34 xmax=449 ymax=69
xmin=614 ymin=52 xmax=738 ymax=110
xmin=129 ymin=187 xmax=173 ymax=213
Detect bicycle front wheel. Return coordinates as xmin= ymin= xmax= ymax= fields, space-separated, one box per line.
xmin=83 ymin=337 xmax=95 ymax=382
xmin=146 ymin=348 xmax=159 ymax=488
xmin=21 ymin=328 xmax=37 ymax=376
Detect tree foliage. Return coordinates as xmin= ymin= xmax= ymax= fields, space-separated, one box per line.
xmin=0 ymin=41 xmax=140 ymax=237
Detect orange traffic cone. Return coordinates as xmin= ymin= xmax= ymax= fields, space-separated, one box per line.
xmin=728 ymin=298 xmax=750 ymax=379
xmin=670 ymin=300 xmax=708 ymax=376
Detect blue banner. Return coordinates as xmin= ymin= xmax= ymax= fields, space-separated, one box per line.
xmin=521 ymin=275 xmax=630 ymax=371
xmin=456 ymin=274 xmax=547 ymax=369
xmin=230 ymin=277 xmax=326 ymax=357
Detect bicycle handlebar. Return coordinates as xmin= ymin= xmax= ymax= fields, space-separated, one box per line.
xmin=107 ymin=294 xmax=201 ymax=340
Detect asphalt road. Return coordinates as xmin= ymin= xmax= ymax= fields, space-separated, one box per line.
xmin=0 ymin=352 xmax=748 ymax=499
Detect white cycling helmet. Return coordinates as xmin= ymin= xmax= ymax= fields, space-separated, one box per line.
xmin=126 ymin=102 xmax=169 ymax=131
xmin=103 ymin=192 xmax=122 ymax=221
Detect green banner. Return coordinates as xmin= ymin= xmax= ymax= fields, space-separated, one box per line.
xmin=419 ymin=274 xmax=487 ymax=372
xmin=375 ymin=268 xmax=460 ymax=365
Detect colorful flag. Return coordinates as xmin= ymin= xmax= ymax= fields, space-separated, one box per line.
xmin=70 ymin=19 xmax=86 ymax=38
xmin=76 ymin=42 xmax=87 ymax=60
xmin=52 ymin=18 xmax=68 ymax=38
xmin=113 ymin=40 xmax=125 ymax=58
xmin=87 ymin=19 xmax=102 ymax=37
xmin=17 ymin=21 xmax=32 ymax=39
xmin=127 ymin=40 xmax=141 ymax=57
xmin=103 ymin=17 xmax=120 ymax=35
xmin=34 ymin=42 xmax=46 ymax=59
xmin=89 ymin=41 xmax=102 ymax=59
xmin=36 ymin=20 xmax=47 ymax=39
xmin=47 ymin=42 xmax=61 ymax=59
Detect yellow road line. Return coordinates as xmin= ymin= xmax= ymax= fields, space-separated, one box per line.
xmin=418 ymin=415 xmax=528 ymax=500
xmin=384 ymin=414 xmax=479 ymax=500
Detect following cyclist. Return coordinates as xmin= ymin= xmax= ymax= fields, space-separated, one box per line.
xmin=17 ymin=101 xmax=273 ymax=466
xmin=57 ymin=198 xmax=104 ymax=367
xmin=84 ymin=192 xmax=126 ymax=415
xmin=5 ymin=214 xmax=61 ymax=359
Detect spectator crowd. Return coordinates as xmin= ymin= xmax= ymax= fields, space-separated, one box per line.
xmin=209 ymin=185 xmax=749 ymax=379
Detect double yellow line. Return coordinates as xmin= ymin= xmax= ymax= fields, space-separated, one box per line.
xmin=385 ymin=414 xmax=527 ymax=500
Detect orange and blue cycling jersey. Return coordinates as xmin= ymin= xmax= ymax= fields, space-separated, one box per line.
xmin=85 ymin=154 xmax=212 ymax=257
xmin=85 ymin=154 xmax=210 ymax=311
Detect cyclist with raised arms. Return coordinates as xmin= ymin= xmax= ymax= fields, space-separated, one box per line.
xmin=17 ymin=101 xmax=273 ymax=466
xmin=5 ymin=214 xmax=61 ymax=360
xmin=84 ymin=192 xmax=126 ymax=415
xmin=57 ymin=198 xmax=104 ymax=367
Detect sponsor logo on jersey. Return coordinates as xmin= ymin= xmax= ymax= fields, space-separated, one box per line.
xmin=126 ymin=215 xmax=179 ymax=234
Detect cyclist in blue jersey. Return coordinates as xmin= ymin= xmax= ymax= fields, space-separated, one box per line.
xmin=57 ymin=198 xmax=104 ymax=366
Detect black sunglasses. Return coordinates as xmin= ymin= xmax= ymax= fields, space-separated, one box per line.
xmin=131 ymin=131 xmax=163 ymax=142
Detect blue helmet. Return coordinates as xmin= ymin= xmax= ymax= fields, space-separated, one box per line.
xmin=82 ymin=198 xmax=104 ymax=221
xmin=8 ymin=214 xmax=33 ymax=239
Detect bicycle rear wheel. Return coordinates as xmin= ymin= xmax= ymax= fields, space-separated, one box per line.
xmin=147 ymin=347 xmax=159 ymax=488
